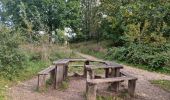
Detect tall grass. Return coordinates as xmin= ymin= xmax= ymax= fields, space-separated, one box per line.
xmin=0 ymin=44 xmax=80 ymax=100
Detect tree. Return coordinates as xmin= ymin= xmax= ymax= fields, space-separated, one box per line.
xmin=1 ymin=0 xmax=66 ymax=43
xmin=81 ymin=0 xmax=101 ymax=39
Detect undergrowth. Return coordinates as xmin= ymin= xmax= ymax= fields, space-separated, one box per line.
xmin=150 ymin=80 xmax=170 ymax=92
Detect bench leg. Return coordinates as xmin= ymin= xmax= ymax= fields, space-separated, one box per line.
xmin=115 ymin=68 xmax=120 ymax=77
xmin=50 ymin=69 xmax=56 ymax=88
xmin=37 ymin=75 xmax=46 ymax=91
xmin=110 ymin=82 xmax=119 ymax=92
xmin=110 ymin=68 xmax=120 ymax=77
xmin=105 ymin=68 xmax=109 ymax=78
xmin=86 ymin=83 xmax=97 ymax=100
xmin=55 ymin=66 xmax=58 ymax=89
xmin=64 ymin=65 xmax=68 ymax=79
xmin=89 ymin=70 xmax=95 ymax=79
xmin=128 ymin=80 xmax=136 ymax=97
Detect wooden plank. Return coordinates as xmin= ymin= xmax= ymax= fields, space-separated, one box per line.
xmin=85 ymin=65 xmax=123 ymax=70
xmin=86 ymin=83 xmax=97 ymax=100
xmin=56 ymin=59 xmax=70 ymax=65
xmin=87 ymin=76 xmax=135 ymax=84
xmin=53 ymin=59 xmax=64 ymax=65
xmin=84 ymin=60 xmax=89 ymax=77
xmin=120 ymin=71 xmax=137 ymax=80
xmin=56 ymin=64 xmax=64 ymax=84
xmin=53 ymin=59 xmax=69 ymax=65
xmin=105 ymin=61 xmax=123 ymax=68
xmin=38 ymin=65 xmax=55 ymax=75
xmin=88 ymin=59 xmax=106 ymax=63
xmin=37 ymin=74 xmax=47 ymax=91
xmin=128 ymin=80 xmax=137 ymax=97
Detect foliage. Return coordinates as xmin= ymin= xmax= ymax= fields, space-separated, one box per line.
xmin=58 ymin=81 xmax=69 ymax=91
xmin=0 ymin=0 xmax=81 ymax=43
xmin=150 ymin=80 xmax=170 ymax=92
xmin=0 ymin=26 xmax=26 ymax=79
xmin=54 ymin=29 xmax=67 ymax=44
xmin=106 ymin=43 xmax=170 ymax=69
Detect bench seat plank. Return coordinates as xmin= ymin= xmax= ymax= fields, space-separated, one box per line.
xmin=53 ymin=59 xmax=70 ymax=65
xmin=120 ymin=71 xmax=137 ymax=80
xmin=38 ymin=65 xmax=55 ymax=75
xmin=87 ymin=76 xmax=136 ymax=84
xmin=86 ymin=65 xmax=123 ymax=70
xmin=105 ymin=61 xmax=123 ymax=67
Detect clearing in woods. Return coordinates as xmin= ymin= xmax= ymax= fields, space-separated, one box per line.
xmin=7 ymin=52 xmax=170 ymax=100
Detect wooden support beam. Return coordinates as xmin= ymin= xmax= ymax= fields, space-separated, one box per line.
xmin=84 ymin=61 xmax=89 ymax=77
xmin=105 ymin=68 xmax=109 ymax=78
xmin=86 ymin=83 xmax=97 ymax=100
xmin=128 ymin=79 xmax=136 ymax=97
xmin=37 ymin=74 xmax=47 ymax=91
xmin=50 ymin=69 xmax=56 ymax=88
xmin=110 ymin=82 xmax=119 ymax=92
xmin=64 ymin=64 xmax=68 ymax=80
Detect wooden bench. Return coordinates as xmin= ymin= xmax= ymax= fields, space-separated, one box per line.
xmin=86 ymin=76 xmax=137 ymax=100
xmin=37 ymin=65 xmax=56 ymax=91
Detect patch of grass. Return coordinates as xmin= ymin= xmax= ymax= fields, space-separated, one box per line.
xmin=58 ymin=81 xmax=69 ymax=91
xmin=68 ymin=62 xmax=84 ymax=74
xmin=0 ymin=60 xmax=50 ymax=100
xmin=150 ymin=80 xmax=170 ymax=92
xmin=96 ymin=95 xmax=123 ymax=100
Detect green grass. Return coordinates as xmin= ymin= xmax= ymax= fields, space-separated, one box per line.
xmin=0 ymin=60 xmax=50 ymax=100
xmin=150 ymin=80 xmax=170 ymax=92
xmin=58 ymin=80 xmax=69 ymax=91
xmin=0 ymin=44 xmax=80 ymax=100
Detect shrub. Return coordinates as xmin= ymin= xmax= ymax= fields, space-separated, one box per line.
xmin=106 ymin=43 xmax=170 ymax=69
xmin=0 ymin=27 xmax=26 ymax=79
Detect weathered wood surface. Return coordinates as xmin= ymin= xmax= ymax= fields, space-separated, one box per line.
xmin=105 ymin=61 xmax=123 ymax=68
xmin=84 ymin=60 xmax=90 ymax=77
xmin=55 ymin=64 xmax=65 ymax=88
xmin=120 ymin=71 xmax=137 ymax=79
xmin=86 ymin=83 xmax=97 ymax=100
xmin=37 ymin=74 xmax=47 ymax=91
xmin=128 ymin=79 xmax=137 ymax=97
xmin=53 ymin=59 xmax=70 ymax=65
xmin=85 ymin=65 xmax=123 ymax=70
xmin=37 ymin=65 xmax=56 ymax=91
xmin=86 ymin=75 xmax=137 ymax=100
xmin=38 ymin=65 xmax=55 ymax=75
xmin=87 ymin=76 xmax=136 ymax=84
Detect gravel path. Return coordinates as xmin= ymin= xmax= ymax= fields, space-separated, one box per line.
xmin=7 ymin=52 xmax=170 ymax=100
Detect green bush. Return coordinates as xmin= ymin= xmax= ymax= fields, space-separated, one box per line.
xmin=106 ymin=43 xmax=170 ymax=69
xmin=0 ymin=27 xmax=27 ymax=79
xmin=28 ymin=52 xmax=42 ymax=61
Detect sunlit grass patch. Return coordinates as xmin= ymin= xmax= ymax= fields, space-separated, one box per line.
xmin=150 ymin=80 xmax=170 ymax=92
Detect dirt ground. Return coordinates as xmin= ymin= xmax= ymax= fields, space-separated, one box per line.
xmin=7 ymin=53 xmax=170 ymax=100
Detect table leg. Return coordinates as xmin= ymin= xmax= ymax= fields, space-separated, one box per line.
xmin=89 ymin=70 xmax=95 ymax=79
xmin=110 ymin=68 xmax=121 ymax=92
xmin=84 ymin=61 xmax=89 ymax=77
xmin=115 ymin=68 xmax=120 ymax=77
xmin=105 ymin=68 xmax=109 ymax=78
